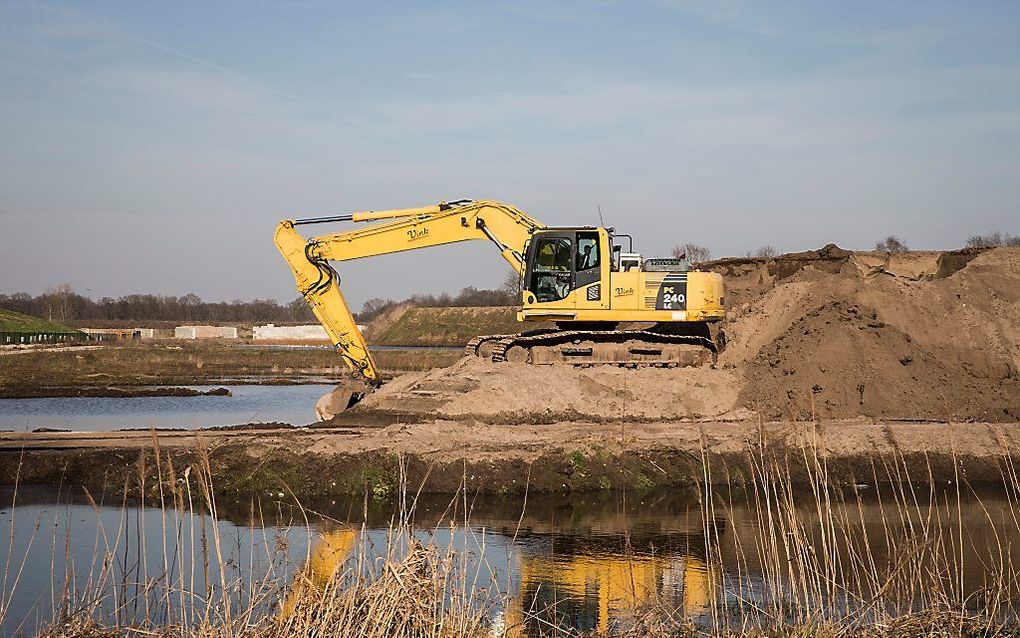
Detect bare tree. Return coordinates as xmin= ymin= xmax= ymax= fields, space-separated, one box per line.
xmin=287 ymin=296 xmax=315 ymax=322
xmin=672 ymin=243 xmax=711 ymax=264
xmin=966 ymin=232 xmax=1003 ymax=248
xmin=967 ymin=231 xmax=1019 ymax=248
xmin=875 ymin=236 xmax=909 ymax=252
xmin=357 ymin=298 xmax=396 ymax=323
xmin=501 ymin=269 xmax=523 ymax=303
xmin=41 ymin=283 xmax=76 ymax=323
xmin=749 ymin=245 xmax=778 ymax=259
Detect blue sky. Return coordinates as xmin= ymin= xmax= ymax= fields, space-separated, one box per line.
xmin=1 ymin=1 xmax=1018 ymax=307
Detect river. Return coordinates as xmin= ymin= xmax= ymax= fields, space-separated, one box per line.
xmin=1 ymin=484 xmax=1017 ymax=636
xmin=0 ymin=384 xmax=329 ymax=431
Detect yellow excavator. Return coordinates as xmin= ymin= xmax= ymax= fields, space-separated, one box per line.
xmin=275 ymin=199 xmax=725 ymax=412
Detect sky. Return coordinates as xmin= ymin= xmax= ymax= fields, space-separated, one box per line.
xmin=1 ymin=1 xmax=1018 ymax=310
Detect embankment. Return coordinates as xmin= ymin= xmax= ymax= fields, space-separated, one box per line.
xmin=371 ymin=306 xmax=521 ymax=346
xmin=1 ymin=420 xmax=1017 ymax=498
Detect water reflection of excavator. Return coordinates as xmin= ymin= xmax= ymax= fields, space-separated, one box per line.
xmin=502 ymin=536 xmax=718 ymax=636
xmin=275 ymin=200 xmax=726 ymax=413
xmin=283 ymin=527 xmax=718 ymax=634
xmin=280 ymin=528 xmax=357 ymax=617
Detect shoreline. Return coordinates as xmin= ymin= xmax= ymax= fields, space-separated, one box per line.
xmin=1 ymin=419 xmax=1016 ymax=498
xmin=0 ymin=385 xmax=234 ymax=399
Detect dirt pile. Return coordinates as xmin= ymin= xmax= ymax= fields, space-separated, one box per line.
xmin=349 ymin=246 xmax=1020 ymax=424
xmin=716 ymin=246 xmax=1020 ymax=421
xmin=351 ymin=356 xmax=751 ymax=423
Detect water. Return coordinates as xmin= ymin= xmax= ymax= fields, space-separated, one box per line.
xmin=1 ymin=486 xmax=1017 ymax=636
xmin=0 ymin=385 xmax=330 ymax=431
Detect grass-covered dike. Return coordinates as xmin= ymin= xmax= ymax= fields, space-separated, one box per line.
xmin=373 ymin=306 xmax=521 ymax=347
xmin=0 ymin=308 xmax=80 ymax=334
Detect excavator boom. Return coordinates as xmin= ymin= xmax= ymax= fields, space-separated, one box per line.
xmin=274 ymin=200 xmax=544 ymax=383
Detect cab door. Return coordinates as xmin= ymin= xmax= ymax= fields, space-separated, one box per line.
xmin=573 ymin=230 xmax=609 ymax=310
xmin=525 ymin=232 xmax=575 ymax=308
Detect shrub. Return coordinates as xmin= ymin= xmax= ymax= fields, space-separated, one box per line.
xmin=966 ymin=231 xmax=1019 ymax=248
xmin=672 ymin=242 xmax=711 ymax=263
xmin=875 ymin=236 xmax=909 ymax=252
xmin=749 ymin=245 xmax=778 ymax=259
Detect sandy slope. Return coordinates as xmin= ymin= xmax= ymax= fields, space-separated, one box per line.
xmin=351 ymin=246 xmax=1020 ymax=423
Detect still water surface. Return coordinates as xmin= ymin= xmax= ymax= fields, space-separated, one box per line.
xmin=0 ymin=385 xmax=328 ymax=431
xmin=0 ymin=486 xmax=1016 ymax=636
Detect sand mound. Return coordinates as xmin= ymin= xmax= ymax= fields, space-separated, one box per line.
xmin=720 ymin=247 xmax=1020 ymax=421
xmin=354 ymin=357 xmax=752 ymax=422
xmin=350 ymin=246 xmax=1020 ymax=424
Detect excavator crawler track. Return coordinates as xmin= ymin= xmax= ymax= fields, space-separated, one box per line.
xmin=465 ymin=329 xmax=560 ymax=358
xmin=464 ymin=334 xmax=515 ymax=357
xmin=483 ymin=329 xmax=717 ymax=367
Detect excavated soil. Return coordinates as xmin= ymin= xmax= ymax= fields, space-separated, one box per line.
xmin=344 ymin=246 xmax=1020 ymax=424
xmin=718 ymin=246 xmax=1020 ymax=421
xmin=349 ymin=358 xmax=753 ymax=423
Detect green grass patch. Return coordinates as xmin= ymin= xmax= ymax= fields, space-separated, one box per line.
xmin=372 ymin=306 xmax=523 ymax=346
xmin=0 ymin=309 xmax=80 ymax=334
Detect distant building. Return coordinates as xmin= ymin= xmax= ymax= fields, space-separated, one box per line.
xmin=174 ymin=325 xmax=238 ymax=339
xmin=80 ymin=328 xmax=139 ymax=341
xmin=252 ymin=323 xmax=330 ymax=341
xmin=137 ymin=328 xmax=174 ymax=339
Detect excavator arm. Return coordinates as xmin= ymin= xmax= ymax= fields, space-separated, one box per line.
xmin=274 ymin=199 xmax=544 ymax=384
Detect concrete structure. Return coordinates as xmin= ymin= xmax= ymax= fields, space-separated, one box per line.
xmin=80 ymin=328 xmax=139 ymax=341
xmin=253 ymin=323 xmax=330 ymax=342
xmin=137 ymin=328 xmax=174 ymax=339
xmin=174 ymin=325 xmax=238 ymax=339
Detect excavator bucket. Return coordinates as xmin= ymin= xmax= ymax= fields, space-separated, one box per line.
xmin=314 ymin=373 xmax=374 ymax=421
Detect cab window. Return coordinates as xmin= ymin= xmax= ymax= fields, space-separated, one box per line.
xmin=531 ymin=237 xmax=572 ymax=302
xmin=576 ymin=233 xmax=599 ymax=271
xmin=534 ymin=237 xmax=571 ymax=272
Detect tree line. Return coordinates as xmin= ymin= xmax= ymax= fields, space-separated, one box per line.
xmin=676 ymin=230 xmax=1019 ymax=262
xmin=0 ymin=286 xmax=316 ymax=325
xmin=358 ymin=283 xmax=517 ymax=323
xmin=0 ymin=283 xmax=517 ymax=325
xmin=876 ymin=232 xmax=1020 ymax=253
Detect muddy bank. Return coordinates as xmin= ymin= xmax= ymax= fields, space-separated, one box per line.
xmin=0 ymin=386 xmax=232 ymax=399
xmin=1 ymin=420 xmax=1017 ymax=498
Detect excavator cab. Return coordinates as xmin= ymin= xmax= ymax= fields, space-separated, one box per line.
xmin=523 ymin=228 xmax=609 ymax=309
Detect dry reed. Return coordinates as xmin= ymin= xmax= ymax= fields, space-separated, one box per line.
xmin=8 ymin=425 xmax=1020 ymax=637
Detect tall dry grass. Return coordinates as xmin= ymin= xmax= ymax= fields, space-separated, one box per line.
xmin=690 ymin=420 xmax=1020 ymax=635
xmin=9 ymin=440 xmax=499 ymax=638
xmin=4 ymin=424 xmax=1020 ymax=637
